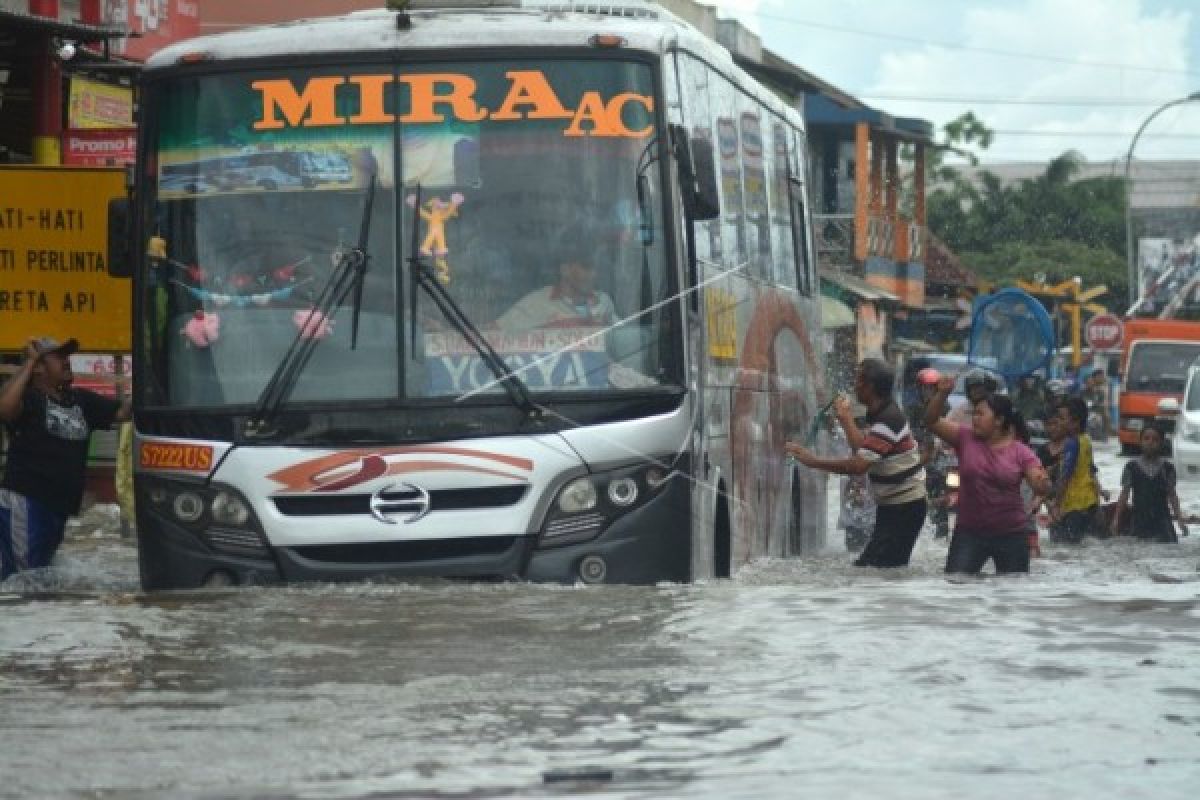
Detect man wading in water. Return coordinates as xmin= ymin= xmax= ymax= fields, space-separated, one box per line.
xmin=787 ymin=359 xmax=927 ymax=567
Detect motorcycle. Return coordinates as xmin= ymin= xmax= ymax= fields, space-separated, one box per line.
xmin=926 ymin=445 xmax=959 ymax=539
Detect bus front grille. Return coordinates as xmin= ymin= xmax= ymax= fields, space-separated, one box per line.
xmin=273 ymin=485 xmax=528 ymax=517
xmin=288 ymin=536 xmax=519 ymax=564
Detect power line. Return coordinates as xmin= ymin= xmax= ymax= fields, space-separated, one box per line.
xmin=713 ymin=6 xmax=1200 ymax=77
xmin=986 ymin=131 xmax=1198 ymax=139
xmin=854 ymin=94 xmax=1186 ymax=107
xmin=990 ymin=130 xmax=1199 ymax=138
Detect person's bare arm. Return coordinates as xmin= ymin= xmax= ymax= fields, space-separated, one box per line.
xmin=1024 ymin=463 xmax=1053 ymax=498
xmin=786 ymin=443 xmax=871 ymax=476
xmin=0 ymin=340 xmax=40 ymax=423
xmin=1112 ymin=486 xmax=1131 ymax=535
xmin=924 ymin=374 xmax=961 ymax=446
xmin=1169 ymin=489 xmax=1188 ymax=537
xmin=832 ymin=396 xmax=864 ymax=451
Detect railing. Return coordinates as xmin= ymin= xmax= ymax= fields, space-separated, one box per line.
xmin=895 ymin=219 xmax=926 ymax=263
xmin=867 ymin=215 xmax=894 ymax=260
xmin=814 ymin=213 xmax=927 ymax=268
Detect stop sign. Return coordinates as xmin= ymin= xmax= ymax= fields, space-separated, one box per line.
xmin=1086 ymin=313 xmax=1124 ymax=350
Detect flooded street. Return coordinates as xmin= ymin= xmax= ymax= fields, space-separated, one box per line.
xmin=3 ymin=442 xmax=1199 ymax=799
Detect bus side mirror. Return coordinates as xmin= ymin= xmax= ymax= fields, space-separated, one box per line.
xmin=107 ymin=197 xmax=132 ymax=278
xmin=670 ymin=124 xmax=719 ymax=221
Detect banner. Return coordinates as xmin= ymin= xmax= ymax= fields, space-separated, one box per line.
xmin=62 ymin=129 xmax=136 ymax=166
xmin=68 ymin=77 xmax=134 ymax=129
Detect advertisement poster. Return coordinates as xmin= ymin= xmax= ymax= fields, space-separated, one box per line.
xmin=68 ymin=76 xmax=134 ymax=129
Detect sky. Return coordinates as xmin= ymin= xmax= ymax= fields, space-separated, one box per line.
xmin=708 ymin=0 xmax=1200 ymax=166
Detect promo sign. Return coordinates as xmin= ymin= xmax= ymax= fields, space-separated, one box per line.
xmin=0 ymin=167 xmax=130 ymax=352
xmin=1085 ymin=312 xmax=1124 ymax=351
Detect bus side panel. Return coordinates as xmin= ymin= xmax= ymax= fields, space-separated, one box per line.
xmin=674 ymin=50 xmax=825 ymax=574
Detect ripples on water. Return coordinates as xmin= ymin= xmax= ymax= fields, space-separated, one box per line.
xmin=2 ymin=487 xmax=1199 ymax=799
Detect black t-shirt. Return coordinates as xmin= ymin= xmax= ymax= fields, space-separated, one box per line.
xmin=2 ymin=387 xmax=119 ymax=516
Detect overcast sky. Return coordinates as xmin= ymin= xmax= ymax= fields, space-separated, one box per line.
xmin=709 ymin=0 xmax=1200 ymax=166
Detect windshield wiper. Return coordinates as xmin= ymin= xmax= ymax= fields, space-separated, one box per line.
xmin=244 ymin=174 xmax=377 ymax=438
xmin=407 ymin=184 xmax=540 ymax=419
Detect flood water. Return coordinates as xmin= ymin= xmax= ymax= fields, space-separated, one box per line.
xmin=2 ymin=442 xmax=1198 ymax=799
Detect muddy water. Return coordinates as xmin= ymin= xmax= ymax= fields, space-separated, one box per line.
xmin=1 ymin=445 xmax=1198 ymax=799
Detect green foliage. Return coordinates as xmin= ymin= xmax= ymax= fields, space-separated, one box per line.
xmin=960 ymin=240 xmax=1128 ymax=308
xmin=927 ymin=116 xmax=1129 ymax=311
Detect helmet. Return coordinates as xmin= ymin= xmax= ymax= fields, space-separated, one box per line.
xmin=916 ymin=367 xmax=940 ymax=386
xmin=963 ymin=368 xmax=998 ymax=391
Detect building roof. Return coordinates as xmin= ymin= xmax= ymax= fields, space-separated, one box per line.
xmin=946 ymin=159 xmax=1200 ymax=210
xmin=0 ymin=9 xmax=127 ymax=41
xmin=924 ymin=233 xmax=978 ymax=288
xmin=820 ymin=268 xmax=900 ymax=306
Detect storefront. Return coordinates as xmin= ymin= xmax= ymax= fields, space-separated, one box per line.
xmin=0 ymin=1 xmax=199 ymax=164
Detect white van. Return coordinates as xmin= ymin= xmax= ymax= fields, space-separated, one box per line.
xmin=1173 ymin=363 xmax=1200 ymax=479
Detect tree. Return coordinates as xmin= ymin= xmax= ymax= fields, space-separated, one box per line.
xmin=927 ymin=121 xmax=1129 ymax=310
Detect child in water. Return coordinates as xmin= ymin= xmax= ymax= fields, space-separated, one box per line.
xmin=1049 ymin=397 xmax=1102 ymax=543
xmin=1112 ymin=423 xmax=1188 ymax=542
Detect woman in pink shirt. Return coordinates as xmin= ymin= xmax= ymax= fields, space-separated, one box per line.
xmin=924 ymin=374 xmax=1053 ymax=574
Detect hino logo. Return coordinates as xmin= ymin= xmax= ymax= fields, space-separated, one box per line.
xmin=368 ymin=482 xmax=431 ymax=524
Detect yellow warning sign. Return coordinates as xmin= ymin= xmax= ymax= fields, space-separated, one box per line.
xmin=0 ymin=166 xmax=130 ymax=352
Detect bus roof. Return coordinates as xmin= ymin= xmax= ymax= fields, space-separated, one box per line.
xmin=147 ymin=1 xmax=801 ymax=129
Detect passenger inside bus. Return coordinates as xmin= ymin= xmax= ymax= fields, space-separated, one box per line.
xmin=494 ymin=253 xmax=616 ymax=331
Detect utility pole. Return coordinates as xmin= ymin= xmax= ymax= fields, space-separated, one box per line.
xmin=1016 ymin=276 xmax=1107 ymax=369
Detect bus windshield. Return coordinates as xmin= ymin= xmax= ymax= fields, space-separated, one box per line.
xmin=139 ymin=59 xmax=674 ymax=410
xmin=1126 ymin=341 xmax=1200 ymax=394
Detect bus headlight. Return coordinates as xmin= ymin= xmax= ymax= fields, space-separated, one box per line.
xmin=172 ymin=491 xmax=205 ymax=523
xmin=211 ymin=490 xmax=251 ymax=526
xmin=607 ymin=477 xmax=639 ymax=507
xmin=557 ymin=478 xmax=599 ymax=513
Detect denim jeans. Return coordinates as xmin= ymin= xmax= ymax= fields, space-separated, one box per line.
xmin=945 ymin=529 xmax=1030 ymax=575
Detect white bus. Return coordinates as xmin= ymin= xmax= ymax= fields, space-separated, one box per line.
xmin=117 ymin=0 xmax=828 ymax=588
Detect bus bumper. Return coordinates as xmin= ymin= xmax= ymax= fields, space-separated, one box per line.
xmin=136 ymin=507 xmax=284 ymax=589
xmin=524 ymin=472 xmax=692 ymax=585
xmin=135 ymin=471 xmax=692 ymax=589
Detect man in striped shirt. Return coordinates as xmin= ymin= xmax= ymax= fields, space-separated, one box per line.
xmin=787 ymin=358 xmax=928 ymax=567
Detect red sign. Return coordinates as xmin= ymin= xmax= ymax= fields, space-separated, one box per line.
xmin=62 ymin=129 xmax=136 ymax=165
xmin=100 ymin=0 xmax=202 ymax=63
xmin=1086 ymin=313 xmax=1124 ymax=350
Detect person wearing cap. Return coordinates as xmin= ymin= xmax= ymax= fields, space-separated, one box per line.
xmin=0 ymin=337 xmax=130 ymax=580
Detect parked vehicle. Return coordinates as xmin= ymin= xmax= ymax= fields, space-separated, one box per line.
xmin=1116 ymin=319 xmax=1200 ymax=454
xmin=1173 ymin=362 xmax=1200 ymax=480
xmin=925 ymin=443 xmax=958 ymax=538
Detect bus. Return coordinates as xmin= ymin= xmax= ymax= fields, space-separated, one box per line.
xmin=113 ymin=0 xmax=827 ymax=588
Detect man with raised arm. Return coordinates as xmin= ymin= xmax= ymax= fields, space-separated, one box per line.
xmin=0 ymin=337 xmax=131 ymax=580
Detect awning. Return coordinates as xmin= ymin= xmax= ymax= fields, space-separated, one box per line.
xmin=821 ymin=294 xmax=856 ymax=329
xmin=819 ymin=269 xmax=901 ymax=307
xmin=0 ymin=10 xmax=127 ymax=42
xmin=893 ymin=336 xmax=937 ymax=353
